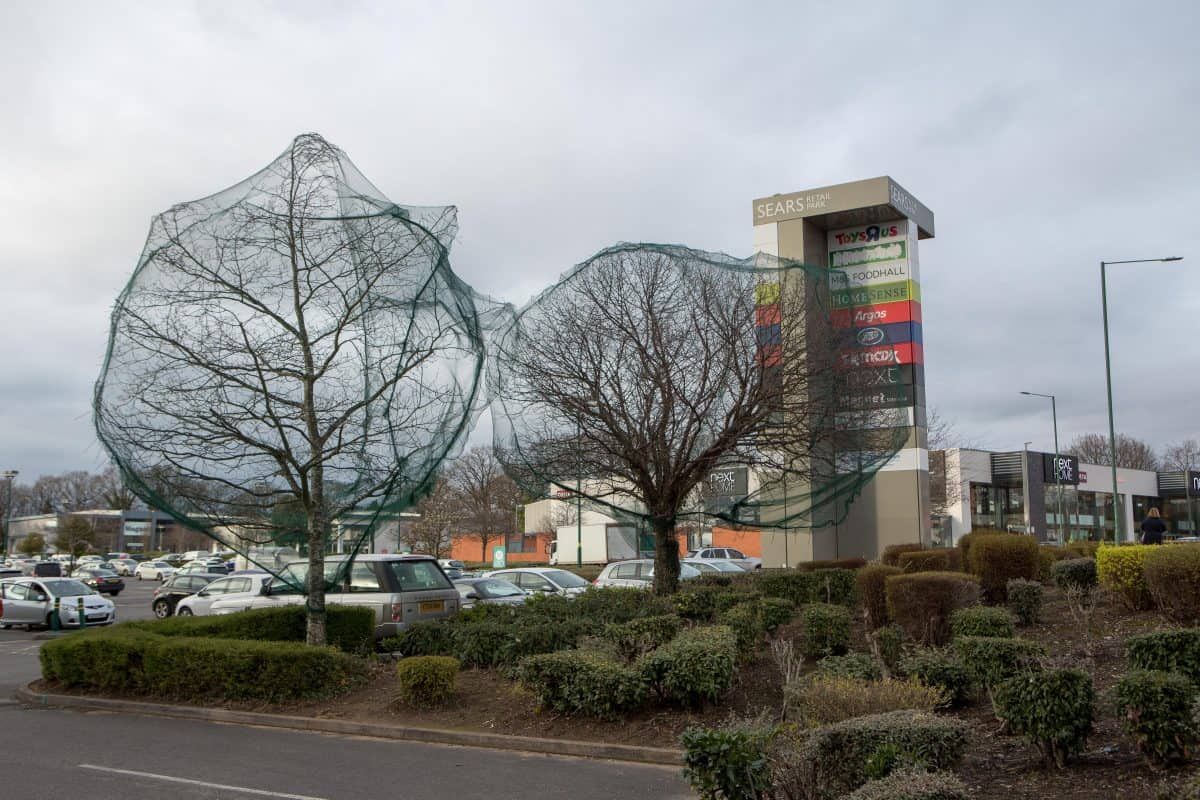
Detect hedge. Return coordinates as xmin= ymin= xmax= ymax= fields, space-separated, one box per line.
xmin=1114 ymin=669 xmax=1199 ymax=766
xmin=967 ymin=533 xmax=1039 ymax=603
xmin=395 ymin=656 xmax=458 ymax=707
xmin=857 ymin=564 xmax=903 ymax=630
xmin=639 ymin=625 xmax=739 ymax=707
xmin=881 ymin=543 xmax=925 ymax=567
xmin=800 ymin=603 xmax=851 ymax=659
xmin=517 ymin=649 xmax=646 ymax=718
xmin=885 ymin=572 xmax=980 ymax=646
xmin=1126 ymin=629 xmax=1200 ymax=683
xmin=1097 ymin=544 xmax=1155 ymax=610
xmin=798 ymin=558 xmax=868 ymax=572
xmin=755 ymin=569 xmax=856 ymax=607
xmin=601 ymin=614 xmax=683 ymax=661
xmin=1144 ymin=545 xmax=1200 ymax=624
xmin=1006 ymin=579 xmax=1043 ymax=625
xmin=898 ymin=649 xmax=971 ymax=708
xmin=1051 ymin=557 xmax=1098 ymax=592
xmin=761 ymin=597 xmax=796 ymax=632
xmin=897 ymin=549 xmax=959 ymax=574
xmin=953 ymin=636 xmax=1044 ymax=692
xmin=949 ymin=606 xmax=1014 ymax=639
xmin=844 ymin=769 xmax=970 ymax=800
xmin=717 ymin=601 xmax=766 ymax=660
xmin=817 ymin=653 xmax=883 ymax=682
xmin=993 ymin=668 xmax=1095 ymax=768
xmin=681 ymin=724 xmax=775 ymax=800
xmin=125 ymin=604 xmax=375 ymax=654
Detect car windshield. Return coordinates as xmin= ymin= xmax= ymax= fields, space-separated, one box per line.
xmin=47 ymin=580 xmax=97 ymax=598
xmin=388 ymin=560 xmax=452 ymax=591
xmin=542 ymin=569 xmax=589 ymax=589
xmin=686 ymin=561 xmax=718 ymax=572
xmin=711 ymin=561 xmax=745 ymax=572
xmin=477 ymin=579 xmax=524 ymax=598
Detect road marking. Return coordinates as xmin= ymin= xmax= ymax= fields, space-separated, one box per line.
xmin=78 ymin=764 xmax=330 ymax=799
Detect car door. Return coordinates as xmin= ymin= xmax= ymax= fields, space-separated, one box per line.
xmin=1 ymin=582 xmax=36 ymax=625
xmin=189 ymin=577 xmax=238 ymax=614
xmin=519 ymin=573 xmax=557 ymax=594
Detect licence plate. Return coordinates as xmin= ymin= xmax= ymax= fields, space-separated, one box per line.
xmin=87 ymin=614 xmax=107 ymax=621
xmin=419 ymin=600 xmax=444 ymax=613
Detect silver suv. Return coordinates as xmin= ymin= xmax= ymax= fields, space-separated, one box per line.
xmin=212 ymin=554 xmax=461 ymax=639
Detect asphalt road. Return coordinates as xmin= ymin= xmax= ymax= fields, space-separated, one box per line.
xmin=0 ymin=580 xmax=692 ymax=799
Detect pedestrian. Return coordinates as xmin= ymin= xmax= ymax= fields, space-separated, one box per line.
xmin=1140 ymin=507 xmax=1166 ymax=545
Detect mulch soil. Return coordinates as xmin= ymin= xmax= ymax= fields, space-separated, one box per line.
xmin=38 ymin=586 xmax=1200 ymax=798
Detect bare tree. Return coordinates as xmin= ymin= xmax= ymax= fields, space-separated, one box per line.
xmin=94 ymin=134 xmax=485 ymax=645
xmin=403 ymin=477 xmax=459 ymax=558
xmin=927 ymin=406 xmax=978 ymax=524
xmin=1067 ymin=433 xmax=1160 ymax=470
xmin=491 ymin=244 xmax=895 ymax=593
xmin=1162 ymin=439 xmax=1200 ymax=472
xmin=449 ymin=447 xmax=523 ymax=563
xmin=94 ymin=466 xmax=136 ymax=510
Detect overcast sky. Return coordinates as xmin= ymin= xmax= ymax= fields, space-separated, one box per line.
xmin=2 ymin=1 xmax=1198 ymax=481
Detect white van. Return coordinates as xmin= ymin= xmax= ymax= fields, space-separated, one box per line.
xmin=181 ymin=550 xmax=212 ymax=563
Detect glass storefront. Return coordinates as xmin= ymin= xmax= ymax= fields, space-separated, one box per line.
xmin=970 ymin=484 xmax=1025 ymax=532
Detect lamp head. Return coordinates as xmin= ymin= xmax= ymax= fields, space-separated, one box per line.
xmin=1163 ymin=256 xmax=1183 ymax=262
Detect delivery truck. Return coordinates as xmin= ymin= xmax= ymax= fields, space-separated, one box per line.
xmin=549 ymin=523 xmax=643 ymax=565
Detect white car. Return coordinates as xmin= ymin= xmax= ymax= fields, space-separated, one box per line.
xmin=686 ymin=547 xmax=762 ymax=570
xmin=682 ymin=557 xmax=747 ymax=574
xmin=0 ymin=577 xmax=116 ymax=629
xmin=485 ymin=567 xmax=592 ymax=597
xmin=174 ymin=573 xmax=273 ymax=616
xmin=110 ymin=558 xmax=139 ymax=576
xmin=134 ymin=560 xmax=177 ymax=581
xmin=594 ymin=559 xmax=702 ymax=589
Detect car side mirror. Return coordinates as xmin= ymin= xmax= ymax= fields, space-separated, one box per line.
xmin=464 ymin=591 xmax=479 ymax=600
xmin=259 ymin=582 xmax=271 ymax=596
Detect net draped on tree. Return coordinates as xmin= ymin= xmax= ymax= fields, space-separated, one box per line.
xmin=94 ymin=134 xmax=490 ymax=582
xmin=488 ymin=242 xmax=909 ymax=539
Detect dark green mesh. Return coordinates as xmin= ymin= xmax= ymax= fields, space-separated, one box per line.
xmin=488 ymin=242 xmax=908 ymax=531
xmin=93 ymin=134 xmax=489 ymax=580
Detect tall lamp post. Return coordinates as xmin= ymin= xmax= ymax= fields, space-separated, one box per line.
xmin=1101 ymin=257 xmax=1183 ymax=542
xmin=1021 ymin=392 xmax=1065 ymax=543
xmin=1 ymin=469 xmax=18 ymax=556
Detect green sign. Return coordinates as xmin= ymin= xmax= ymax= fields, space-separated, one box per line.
xmin=831 ymin=280 xmax=919 ymax=310
xmin=829 ymin=240 xmax=907 ymax=269
xmin=492 ymin=546 xmax=507 ymax=569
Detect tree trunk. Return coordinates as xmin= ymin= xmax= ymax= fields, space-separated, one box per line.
xmin=304 ymin=470 xmax=327 ymax=647
xmin=651 ymin=517 xmax=680 ymax=595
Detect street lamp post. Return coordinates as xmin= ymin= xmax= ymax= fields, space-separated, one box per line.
xmin=1021 ymin=392 xmax=1066 ymax=543
xmin=1101 ymin=257 xmax=1183 ymax=542
xmin=1 ymin=470 xmax=18 ymax=557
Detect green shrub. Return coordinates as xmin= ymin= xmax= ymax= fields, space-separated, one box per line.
xmin=798 ymin=557 xmax=868 ymax=572
xmin=967 ymin=533 xmax=1039 ymax=603
xmin=756 ymin=569 xmax=856 ymax=607
xmin=572 ymin=586 xmax=673 ymax=623
xmin=1114 ymin=669 xmax=1200 ymax=766
xmin=395 ymin=656 xmax=458 ymax=707
xmin=956 ymin=530 xmax=998 ymax=572
xmin=857 ymin=564 xmax=903 ymax=630
xmin=899 ymin=649 xmax=971 ymax=709
xmin=125 ymin=604 xmax=375 ymax=654
xmin=993 ymin=668 xmax=1095 ymax=768
xmin=786 ymin=676 xmax=945 ymax=727
xmin=517 ymin=649 xmax=646 ymax=718
xmin=1064 ymin=540 xmax=1101 ymax=558
xmin=718 ymin=601 xmax=766 ymax=660
xmin=1037 ymin=545 xmax=1072 ymax=581
xmin=1052 ymin=557 xmax=1098 ymax=591
xmin=1145 ymin=545 xmax=1200 ymax=624
xmin=953 ymin=635 xmax=1044 ymax=692
xmin=800 ymin=603 xmax=851 ymax=659
xmin=382 ymin=620 xmax=453 ymax=657
xmin=453 ymin=617 xmax=593 ymax=667
xmin=873 ymin=624 xmax=906 ymax=673
xmin=780 ymin=710 xmax=968 ymax=800
xmin=1127 ymin=629 xmax=1200 ymax=684
xmin=1097 ymin=544 xmax=1155 ymax=610
xmin=818 ymin=653 xmax=883 ymax=682
xmin=639 ymin=626 xmax=739 ymax=707
xmin=691 ymin=573 xmax=735 ymax=588
xmin=950 ymin=606 xmax=1014 ymax=639
xmin=844 ymin=769 xmax=970 ymax=800
xmin=1006 ymin=578 xmax=1043 ymax=625
xmin=601 ymin=614 xmax=682 ymax=661
xmin=673 ymin=586 xmax=724 ymax=621
xmin=39 ymin=628 xmax=155 ymax=693
xmin=681 ymin=724 xmax=775 ymax=800
xmin=762 ymin=597 xmax=796 ymax=632
xmin=885 ymin=572 xmax=980 ymax=646
xmin=881 ymin=543 xmax=925 ymax=567
xmin=897 ymin=549 xmax=958 ymax=574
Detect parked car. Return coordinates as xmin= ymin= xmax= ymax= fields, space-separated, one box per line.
xmin=152 ymin=572 xmax=225 ymax=618
xmin=105 ymin=552 xmax=132 ymax=561
xmin=160 ymin=554 xmax=186 ymax=567
xmin=681 ymin=557 xmax=747 ymax=574
xmin=201 ymin=557 xmax=233 ymax=574
xmin=69 ymin=567 xmax=125 ymax=596
xmin=181 ymin=550 xmax=212 ymax=563
xmin=110 ymin=558 xmax=139 ymax=576
xmin=0 ymin=564 xmax=20 ymax=578
xmin=174 ymin=573 xmax=274 ymax=616
xmin=453 ymin=577 xmax=528 ymax=609
xmin=438 ymin=559 xmax=468 ymax=572
xmin=77 ymin=555 xmax=104 ymax=565
xmin=686 ymin=547 xmax=762 ymax=570
xmin=134 ymin=560 xmax=177 ymax=581
xmin=0 ymin=577 xmax=117 ymax=629
xmin=22 ymin=561 xmax=63 ymax=578
xmin=485 ymin=567 xmax=592 ymax=597
xmin=594 ymin=559 xmax=702 ymax=589
xmin=209 ymin=554 xmax=462 ymax=639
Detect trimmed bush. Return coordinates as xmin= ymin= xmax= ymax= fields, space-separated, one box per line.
xmin=1006 ymin=578 xmax=1043 ymax=625
xmin=882 ymin=543 xmax=925 ymax=567
xmin=383 ymin=620 xmax=453 ymax=657
xmin=718 ymin=601 xmax=766 ymax=660
xmin=953 ymin=635 xmax=1044 ymax=691
xmin=818 ymin=653 xmax=883 ymax=682
xmin=786 ymin=676 xmax=945 ymax=727
xmin=1114 ymin=669 xmax=1200 ymax=766
xmin=39 ymin=628 xmax=156 ymax=693
xmin=1097 ymin=544 xmax=1155 ymax=610
xmin=1145 ymin=545 xmax=1200 ymax=624
xmin=601 ymin=614 xmax=682 ymax=661
xmin=125 ymin=604 xmax=375 ymax=654
xmin=899 ymin=649 xmax=971 ymax=709
xmin=798 ymin=557 xmax=868 ymax=572
xmin=950 ymin=606 xmax=1014 ymax=639
xmin=857 ymin=564 xmax=903 ymax=630
xmin=844 ymin=769 xmax=970 ymax=800
xmin=779 ymin=710 xmax=968 ymax=800
xmin=673 ymin=586 xmax=724 ymax=621
xmin=967 ymin=533 xmax=1039 ymax=603
xmin=1052 ymin=557 xmax=1098 ymax=591
xmin=517 ymin=649 xmax=646 ymax=718
xmin=800 ymin=603 xmax=851 ymax=658
xmin=885 ymin=572 xmax=980 ymax=646
xmin=897 ymin=549 xmax=959 ymax=574
xmin=762 ymin=597 xmax=796 ymax=632
xmin=1127 ymin=629 xmax=1200 ymax=683
xmin=1064 ymin=540 xmax=1101 ymax=558
xmin=395 ymin=656 xmax=458 ymax=707
xmin=993 ymin=668 xmax=1095 ymax=768
xmin=1037 ymin=545 xmax=1072 ymax=581
xmin=681 ymin=724 xmax=775 ymax=800
xmin=571 ymin=586 xmax=674 ymax=623
xmin=639 ymin=625 xmax=738 ymax=707
xmin=756 ymin=568 xmax=855 ymax=607
xmin=873 ymin=624 xmax=905 ymax=673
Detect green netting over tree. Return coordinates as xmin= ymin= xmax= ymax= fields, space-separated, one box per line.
xmin=93 ymin=133 xmax=489 ymax=596
xmin=488 ymin=243 xmax=909 ymax=588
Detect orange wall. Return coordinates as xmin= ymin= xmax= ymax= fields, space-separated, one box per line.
xmin=712 ymin=526 xmax=761 ymax=558
xmin=451 ymin=532 xmax=553 ymax=565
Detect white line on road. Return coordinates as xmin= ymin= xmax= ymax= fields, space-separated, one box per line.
xmin=78 ymin=764 xmax=331 ymax=800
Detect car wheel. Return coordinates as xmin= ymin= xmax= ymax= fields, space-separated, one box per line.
xmin=110 ymin=591 xmax=121 ymax=597
xmin=137 ymin=574 xmax=142 ymax=581
xmin=176 ymin=607 xmax=194 ymax=616
xmin=153 ymin=600 xmax=171 ymax=618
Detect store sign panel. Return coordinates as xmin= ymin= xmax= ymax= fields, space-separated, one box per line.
xmin=831 ymin=279 xmax=920 ymax=310
xmin=1189 ymin=470 xmax=1200 ymax=497
xmin=1042 ymin=453 xmax=1081 ymax=486
xmin=842 ymin=364 xmax=920 ymax=388
xmin=851 ymin=322 xmax=921 ymax=347
xmin=831 ymin=299 xmax=921 ymax=329
xmin=828 ymin=261 xmax=911 ymax=289
xmin=839 ymin=384 xmax=920 ymax=410
xmin=837 ymin=342 xmax=924 ymax=369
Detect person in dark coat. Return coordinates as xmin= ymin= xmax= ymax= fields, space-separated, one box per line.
xmin=1140 ymin=507 xmax=1167 ymax=545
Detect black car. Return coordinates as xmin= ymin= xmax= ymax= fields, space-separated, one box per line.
xmin=71 ymin=568 xmax=125 ymax=596
xmin=151 ymin=573 xmax=224 ymax=618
